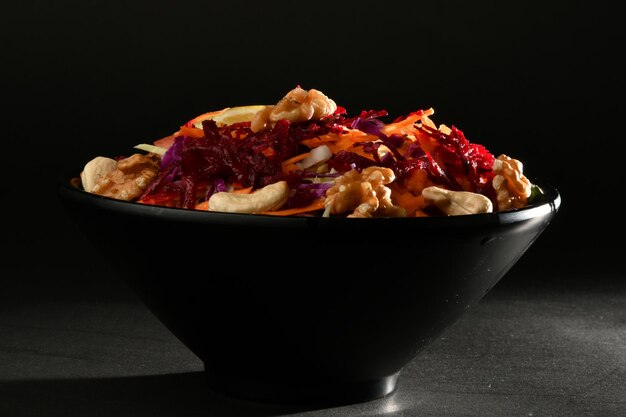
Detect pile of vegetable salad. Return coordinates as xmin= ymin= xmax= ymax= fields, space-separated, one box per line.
xmin=80 ymin=86 xmax=542 ymax=218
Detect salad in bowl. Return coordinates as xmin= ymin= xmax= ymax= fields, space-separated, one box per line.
xmin=75 ymin=85 xmax=543 ymax=218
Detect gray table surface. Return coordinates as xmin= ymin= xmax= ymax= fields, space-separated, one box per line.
xmin=1 ymin=270 xmax=624 ymax=417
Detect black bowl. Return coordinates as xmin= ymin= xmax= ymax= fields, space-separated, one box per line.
xmin=58 ymin=170 xmax=560 ymax=405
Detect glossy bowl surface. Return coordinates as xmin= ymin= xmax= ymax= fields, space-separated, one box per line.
xmin=58 ymin=170 xmax=560 ymax=405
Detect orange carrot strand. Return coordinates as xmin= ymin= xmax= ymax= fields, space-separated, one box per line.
xmin=260 ymin=198 xmax=325 ymax=216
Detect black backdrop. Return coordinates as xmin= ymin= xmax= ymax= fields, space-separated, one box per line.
xmin=4 ymin=1 xmax=624 ymax=284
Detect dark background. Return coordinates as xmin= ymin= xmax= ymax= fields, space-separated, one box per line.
xmin=3 ymin=1 xmax=624 ymax=286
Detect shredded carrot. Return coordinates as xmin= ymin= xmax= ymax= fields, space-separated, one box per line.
xmin=178 ymin=125 xmax=204 ymax=139
xmin=402 ymin=169 xmax=431 ymax=194
xmin=152 ymin=121 xmax=207 ymax=149
xmin=185 ymin=108 xmax=228 ymax=127
xmin=262 ymin=148 xmax=276 ymax=157
xmin=153 ymin=134 xmax=176 ymax=149
xmin=300 ymin=134 xmax=341 ymax=148
xmin=383 ymin=108 xmax=434 ymax=137
xmin=260 ymin=198 xmax=326 ymax=216
xmin=282 ymin=152 xmax=311 ymax=166
xmin=389 ymin=181 xmax=429 ymax=217
xmin=194 ymin=187 xmax=252 ymax=211
xmin=281 ymin=152 xmax=311 ymax=173
xmin=232 ymin=186 xmax=253 ymax=194
xmin=282 ymin=163 xmax=297 ymax=174
xmin=195 ymin=200 xmax=209 ymax=210
xmin=301 ymin=130 xmax=377 ymax=160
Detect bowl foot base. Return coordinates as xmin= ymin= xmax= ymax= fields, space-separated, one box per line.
xmin=204 ymin=369 xmax=400 ymax=406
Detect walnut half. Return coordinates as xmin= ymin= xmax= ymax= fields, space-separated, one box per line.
xmin=492 ymin=154 xmax=532 ymax=211
xmin=325 ymin=166 xmax=406 ymax=218
xmin=87 ymin=153 xmax=160 ymax=201
xmin=250 ymin=86 xmax=337 ymax=132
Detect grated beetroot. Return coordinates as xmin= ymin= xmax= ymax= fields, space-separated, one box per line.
xmin=139 ymin=105 xmax=498 ymax=210
xmin=141 ymin=113 xmax=354 ymax=208
xmin=416 ymin=124 xmax=496 ymax=196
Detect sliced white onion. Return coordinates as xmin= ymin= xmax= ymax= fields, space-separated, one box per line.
xmin=134 ymin=143 xmax=168 ymax=156
xmin=296 ymin=145 xmax=332 ymax=170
